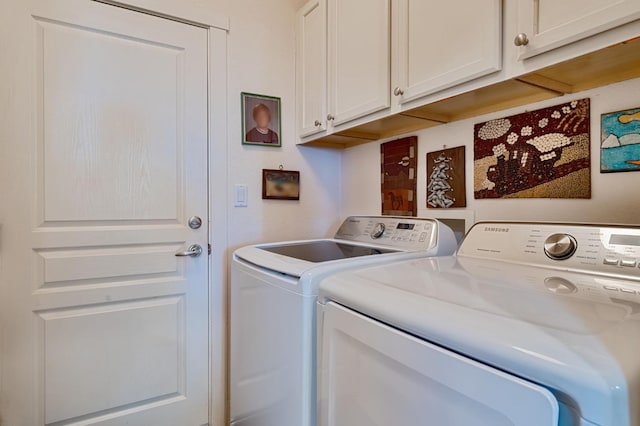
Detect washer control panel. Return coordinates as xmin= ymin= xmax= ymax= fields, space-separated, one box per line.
xmin=459 ymin=222 xmax=640 ymax=279
xmin=334 ymin=216 xmax=440 ymax=250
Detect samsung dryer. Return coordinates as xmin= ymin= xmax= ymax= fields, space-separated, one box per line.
xmin=318 ymin=222 xmax=640 ymax=426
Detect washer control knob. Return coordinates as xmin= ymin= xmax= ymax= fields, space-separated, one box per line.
xmin=544 ymin=233 xmax=577 ymax=260
xmin=371 ymin=223 xmax=386 ymax=239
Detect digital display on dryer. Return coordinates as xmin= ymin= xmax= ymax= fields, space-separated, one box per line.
xmin=397 ymin=223 xmax=415 ymax=230
xmin=609 ymin=234 xmax=640 ymax=246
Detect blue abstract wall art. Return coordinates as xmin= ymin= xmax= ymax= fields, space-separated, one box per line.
xmin=601 ymin=107 xmax=640 ymax=173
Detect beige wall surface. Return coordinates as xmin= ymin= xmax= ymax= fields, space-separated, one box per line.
xmin=214 ymin=0 xmax=343 ymax=249
xmin=341 ymin=78 xmax=640 ymax=229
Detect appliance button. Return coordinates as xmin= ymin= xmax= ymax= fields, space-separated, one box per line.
xmin=621 ymin=288 xmax=637 ymax=294
xmin=603 ymin=285 xmax=619 ymax=291
xmin=419 ymin=232 xmax=427 ymax=242
xmin=603 ymin=257 xmax=619 ymax=266
xmin=621 ymin=259 xmax=637 ymax=267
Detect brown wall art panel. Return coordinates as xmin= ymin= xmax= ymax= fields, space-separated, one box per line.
xmin=474 ymin=98 xmax=591 ymax=199
xmin=381 ymin=136 xmax=417 ymax=216
xmin=426 ymin=146 xmax=466 ymax=208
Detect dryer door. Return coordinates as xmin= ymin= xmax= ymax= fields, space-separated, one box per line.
xmin=318 ymin=302 xmax=559 ymax=426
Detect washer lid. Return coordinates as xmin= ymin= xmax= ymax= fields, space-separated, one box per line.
xmin=319 ymin=256 xmax=640 ymax=426
xmin=260 ymin=240 xmax=397 ymax=263
xmin=234 ymin=239 xmax=400 ymax=279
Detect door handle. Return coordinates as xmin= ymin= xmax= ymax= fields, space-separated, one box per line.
xmin=175 ymin=244 xmax=203 ymax=257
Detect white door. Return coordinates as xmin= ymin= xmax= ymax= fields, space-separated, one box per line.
xmin=318 ymin=302 xmax=559 ymax=426
xmin=393 ymin=0 xmax=502 ymax=103
xmin=516 ymin=0 xmax=640 ymax=59
xmin=0 ymin=1 xmax=209 ymax=425
xmin=327 ymin=0 xmax=390 ymax=127
xmin=296 ymin=0 xmax=328 ymax=139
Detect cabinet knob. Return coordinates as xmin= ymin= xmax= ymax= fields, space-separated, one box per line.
xmin=514 ymin=33 xmax=529 ymax=47
xmin=327 ymin=114 xmax=335 ymax=121
xmin=314 ymin=120 xmax=322 ymax=127
xmin=393 ymin=87 xmax=404 ymax=97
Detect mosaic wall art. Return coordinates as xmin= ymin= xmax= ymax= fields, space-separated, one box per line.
xmin=426 ymin=146 xmax=466 ymax=208
xmin=601 ymin=107 xmax=640 ymax=173
xmin=474 ymin=98 xmax=591 ymax=199
xmin=381 ymin=136 xmax=417 ymax=216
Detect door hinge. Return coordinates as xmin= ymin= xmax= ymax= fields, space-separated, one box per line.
xmin=208 ymin=244 xmax=212 ymax=255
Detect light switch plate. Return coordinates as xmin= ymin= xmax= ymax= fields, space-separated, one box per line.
xmin=234 ymin=184 xmax=248 ymax=207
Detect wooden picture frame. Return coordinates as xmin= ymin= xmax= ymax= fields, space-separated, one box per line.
xmin=262 ymin=169 xmax=300 ymax=200
xmin=242 ymin=92 xmax=282 ymax=147
xmin=426 ymin=146 xmax=466 ymax=208
xmin=380 ymin=136 xmax=418 ymax=216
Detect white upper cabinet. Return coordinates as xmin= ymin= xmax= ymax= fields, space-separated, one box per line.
xmin=327 ymin=0 xmax=391 ymax=127
xmin=515 ymin=0 xmax=640 ymax=59
xmin=296 ymin=0 xmax=640 ymax=144
xmin=296 ymin=0 xmax=327 ymax=137
xmin=393 ymin=0 xmax=502 ymax=104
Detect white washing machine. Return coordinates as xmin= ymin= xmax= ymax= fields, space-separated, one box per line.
xmin=317 ymin=222 xmax=640 ymax=426
xmin=229 ymin=216 xmax=457 ymax=426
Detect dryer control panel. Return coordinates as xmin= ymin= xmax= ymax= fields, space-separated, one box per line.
xmin=458 ymin=222 xmax=640 ymax=280
xmin=334 ymin=216 xmax=442 ymax=251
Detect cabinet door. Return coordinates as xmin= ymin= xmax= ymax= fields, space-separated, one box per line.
xmin=516 ymin=0 xmax=640 ymax=59
xmin=327 ymin=0 xmax=390 ymax=126
xmin=395 ymin=0 xmax=502 ymax=104
xmin=296 ymin=0 xmax=327 ymax=138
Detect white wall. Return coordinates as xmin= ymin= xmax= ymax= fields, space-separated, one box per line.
xmin=212 ymin=0 xmax=343 ymax=249
xmin=341 ymin=78 xmax=640 ymax=229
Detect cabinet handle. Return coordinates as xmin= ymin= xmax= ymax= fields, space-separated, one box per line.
xmin=327 ymin=114 xmax=335 ymax=121
xmin=393 ymin=87 xmax=404 ymax=97
xmin=314 ymin=120 xmax=322 ymax=127
xmin=514 ymin=33 xmax=529 ymax=47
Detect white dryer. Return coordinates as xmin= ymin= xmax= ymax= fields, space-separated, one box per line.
xmin=229 ymin=216 xmax=457 ymax=426
xmin=317 ymin=222 xmax=640 ymax=426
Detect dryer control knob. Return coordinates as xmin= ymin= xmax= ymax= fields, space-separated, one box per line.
xmin=544 ymin=233 xmax=577 ymax=260
xmin=371 ymin=223 xmax=386 ymax=239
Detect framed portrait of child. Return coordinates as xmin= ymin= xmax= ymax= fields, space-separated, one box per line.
xmin=241 ymin=92 xmax=282 ymax=147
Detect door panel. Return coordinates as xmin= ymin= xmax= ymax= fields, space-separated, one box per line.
xmin=42 ymin=297 xmax=184 ymax=424
xmin=0 ymin=1 xmax=208 ymax=425
xmin=318 ymin=302 xmax=559 ymax=426
xmin=40 ymin=16 xmax=183 ymax=222
xmin=327 ymin=0 xmax=390 ymax=126
xmin=296 ymin=0 xmax=327 ymax=138
xmin=395 ymin=0 xmax=501 ymax=102
xmin=516 ymin=0 xmax=640 ymax=59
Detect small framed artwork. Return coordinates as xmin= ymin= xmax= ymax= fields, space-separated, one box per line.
xmin=242 ymin=92 xmax=282 ymax=147
xmin=381 ymin=136 xmax=417 ymax=216
xmin=601 ymin=107 xmax=640 ymax=173
xmin=426 ymin=146 xmax=466 ymax=209
xmin=262 ymin=169 xmax=300 ymax=200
